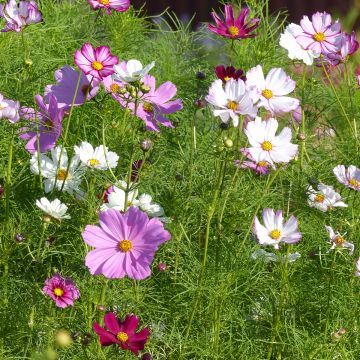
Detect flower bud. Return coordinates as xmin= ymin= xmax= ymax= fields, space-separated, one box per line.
xmin=219 ymin=122 xmax=229 ymax=130
xmin=24 ymin=58 xmax=33 ymax=66
xmin=43 ymin=215 xmax=52 ymax=223
xmin=297 ymin=132 xmax=306 ymax=141
xmin=55 ymin=330 xmax=73 ymax=347
xmin=194 ymin=99 xmax=206 ymax=109
xmin=142 ymin=353 xmax=153 ymax=360
xmin=15 ymin=233 xmax=25 ymax=242
xmin=140 ymin=139 xmax=152 ymax=152
xmin=158 ymin=263 xmax=167 ymax=272
xmin=97 ymin=304 xmax=105 ymax=311
xmin=224 ymin=138 xmax=233 ymax=148
xmin=140 ymin=84 xmax=151 ymax=93
xmin=196 ymin=71 xmax=206 ymax=80
xmin=125 ymin=84 xmax=135 ymax=93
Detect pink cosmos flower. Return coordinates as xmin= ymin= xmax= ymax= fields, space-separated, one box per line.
xmin=0 ymin=0 xmax=42 ymax=32
xmin=45 ymin=65 xmax=100 ymax=110
xmin=0 ymin=92 xmax=20 ymax=123
xmin=43 ymin=273 xmax=80 ymax=308
xmin=333 ymin=165 xmax=360 ymax=191
xmin=102 ymin=74 xmax=124 ymax=101
xmin=295 ymin=12 xmax=341 ymax=54
xmin=82 ymin=207 xmax=171 ymax=279
xmin=127 ymin=75 xmax=183 ymax=132
xmin=93 ymin=312 xmax=150 ymax=356
xmin=234 ymin=148 xmax=270 ymax=175
xmin=87 ymin=0 xmax=130 ymax=15
xmin=74 ymin=43 xmax=118 ymax=80
xmin=208 ymin=4 xmax=259 ymax=40
xmin=19 ymin=94 xmax=64 ymax=154
xmin=325 ymin=31 xmax=359 ymax=66
xmin=215 ymin=65 xmax=246 ymax=82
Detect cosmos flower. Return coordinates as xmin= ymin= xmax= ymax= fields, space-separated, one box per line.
xmin=244 ymin=117 xmax=298 ymax=165
xmin=0 ymin=92 xmax=20 ymax=123
xmin=19 ymin=94 xmax=64 ymax=154
xmin=30 ymin=146 xmax=84 ymax=196
xmin=333 ymin=165 xmax=360 ymax=191
xmin=100 ymin=181 xmax=138 ymax=212
xmin=102 ymin=74 xmax=124 ymax=101
xmin=206 ymin=78 xmax=257 ymax=126
xmin=36 ymin=197 xmax=71 ymax=220
xmin=87 ymin=0 xmax=130 ymax=15
xmin=279 ymin=23 xmax=320 ymax=65
xmin=355 ymin=257 xmax=360 ymax=276
xmin=74 ymin=43 xmax=118 ymax=80
xmin=0 ymin=0 xmax=42 ymax=32
xmin=246 ymin=65 xmax=299 ymax=115
xmin=134 ymin=194 xmax=166 ymax=219
xmin=295 ymin=12 xmax=342 ymax=54
xmin=215 ymin=65 xmax=246 ymax=82
xmin=325 ymin=31 xmax=359 ymax=66
xmin=43 ymin=273 xmax=80 ymax=308
xmin=307 ymin=184 xmax=347 ymax=212
xmin=93 ymin=312 xmax=150 ymax=356
xmin=113 ymin=60 xmax=155 ymax=83
xmin=234 ymin=148 xmax=270 ymax=175
xmin=82 ymin=207 xmax=171 ymax=279
xmin=208 ymin=4 xmax=259 ymax=40
xmin=325 ymin=225 xmax=354 ymax=255
xmin=74 ymin=141 xmax=119 ymax=170
xmin=44 ymin=65 xmax=100 ymax=110
xmin=253 ymin=208 xmax=302 ymax=249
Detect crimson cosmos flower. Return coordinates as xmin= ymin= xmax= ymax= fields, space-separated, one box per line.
xmin=215 ymin=65 xmax=246 ymax=82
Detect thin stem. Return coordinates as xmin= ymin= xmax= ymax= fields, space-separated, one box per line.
xmin=5 ymin=127 xmax=16 ymax=224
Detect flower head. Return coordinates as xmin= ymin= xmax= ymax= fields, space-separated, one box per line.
xmin=244 ymin=117 xmax=298 ymax=165
xmin=19 ymin=94 xmax=64 ymax=154
xmin=113 ymin=60 xmax=155 ymax=83
xmin=235 ymin=148 xmax=270 ymax=175
xmin=208 ymin=5 xmax=259 ymax=40
xmin=215 ymin=65 xmax=246 ymax=82
xmin=253 ymin=208 xmax=302 ymax=249
xmin=93 ymin=312 xmax=150 ymax=355
xmin=206 ymin=78 xmax=257 ymax=126
xmin=307 ymin=184 xmax=347 ymax=212
xmin=325 ymin=225 xmax=354 ymax=255
xmin=0 ymin=0 xmax=42 ymax=32
xmin=0 ymin=92 xmax=20 ymax=123
xmin=100 ymin=181 xmax=138 ymax=212
xmin=36 ymin=197 xmax=71 ymax=220
xmin=87 ymin=0 xmax=130 ymax=15
xmin=82 ymin=207 xmax=171 ymax=279
xmin=43 ymin=273 xmax=80 ymax=308
xmin=246 ymin=65 xmax=299 ymax=115
xmin=74 ymin=43 xmax=118 ymax=80
xmin=333 ymin=165 xmax=360 ymax=191
xmin=325 ymin=31 xmax=359 ymax=66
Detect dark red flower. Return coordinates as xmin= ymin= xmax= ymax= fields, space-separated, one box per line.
xmin=215 ymin=65 xmax=246 ymax=82
xmin=93 ymin=312 xmax=150 ymax=356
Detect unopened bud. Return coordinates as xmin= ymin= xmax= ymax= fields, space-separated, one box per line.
xmin=224 ymin=138 xmax=233 ymax=148
xmin=196 ymin=71 xmax=206 ymax=80
xmin=43 ymin=215 xmax=52 ymax=223
xmin=140 ymin=84 xmax=151 ymax=93
xmin=55 ymin=330 xmax=73 ymax=347
xmin=158 ymin=262 xmax=167 ymax=272
xmin=297 ymin=132 xmax=306 ymax=141
xmin=140 ymin=139 xmax=152 ymax=152
xmin=219 ymin=122 xmax=229 ymax=130
xmin=194 ymin=99 xmax=206 ymax=109
xmin=24 ymin=58 xmax=33 ymax=66
xmin=15 ymin=233 xmax=25 ymax=242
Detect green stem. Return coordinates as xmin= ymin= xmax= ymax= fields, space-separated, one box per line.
xmin=5 ymin=127 xmax=16 ymax=224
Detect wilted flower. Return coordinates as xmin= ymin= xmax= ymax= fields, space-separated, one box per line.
xmin=246 ymin=65 xmax=299 ymax=115
xmin=235 ymin=148 xmax=270 ymax=175
xmin=325 ymin=225 xmax=354 ymax=255
xmin=74 ymin=43 xmax=118 ymax=80
xmin=333 ymin=165 xmax=360 ymax=191
xmin=93 ymin=312 xmax=150 ymax=355
xmin=36 ymin=197 xmax=71 ymax=220
xmin=325 ymin=31 xmax=359 ymax=66
xmin=208 ymin=4 xmax=259 ymax=40
xmin=215 ymin=65 xmax=246 ymax=82
xmin=43 ymin=273 xmax=80 ymax=308
xmin=0 ymin=93 xmax=20 ymax=123
xmin=253 ymin=208 xmax=302 ymax=249
xmin=87 ymin=0 xmax=130 ymax=15
xmin=307 ymin=184 xmax=347 ymax=212
xmin=113 ymin=60 xmax=155 ymax=83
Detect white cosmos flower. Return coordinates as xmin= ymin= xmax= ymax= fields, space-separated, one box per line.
xmin=113 ymin=59 xmax=155 ymax=83
xmin=74 ymin=141 xmax=119 ymax=170
xmin=251 ymin=249 xmax=301 ymax=263
xmin=253 ymin=208 xmax=302 ymax=249
xmin=307 ymin=184 xmax=347 ymax=212
xmin=279 ymin=23 xmax=320 ymax=65
xmin=133 ymin=193 xmax=164 ymax=217
xmin=100 ymin=181 xmax=138 ymax=212
xmin=244 ymin=117 xmax=298 ymax=165
xmin=30 ymin=146 xmax=84 ymax=197
xmin=36 ymin=197 xmax=70 ymax=220
xmin=333 ymin=165 xmax=360 ymax=191
xmin=325 ymin=225 xmax=354 ymax=255
xmin=246 ymin=65 xmax=299 ymax=115
xmin=205 ymin=78 xmax=257 ymax=126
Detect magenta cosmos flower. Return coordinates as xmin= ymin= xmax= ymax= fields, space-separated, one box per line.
xmin=0 ymin=0 xmax=42 ymax=32
xmin=93 ymin=312 xmax=150 ymax=356
xmin=87 ymin=0 xmax=130 ymax=15
xmin=208 ymin=4 xmax=259 ymax=40
xmin=19 ymin=94 xmax=64 ymax=153
xmin=45 ymin=65 xmax=100 ymax=110
xmin=82 ymin=207 xmax=171 ymax=279
xmin=295 ymin=12 xmax=341 ymax=54
xmin=325 ymin=31 xmax=359 ymax=66
xmin=215 ymin=65 xmax=246 ymax=82
xmin=43 ymin=273 xmax=80 ymax=308
xmin=74 ymin=43 xmax=118 ymax=80
xmin=235 ymin=148 xmax=270 ymax=175
xmin=333 ymin=165 xmax=360 ymax=191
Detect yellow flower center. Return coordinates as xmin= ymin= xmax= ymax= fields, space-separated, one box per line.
xmin=143 ymin=102 xmax=154 ymax=113
xmin=262 ymin=89 xmax=273 ymax=99
xmin=57 ymin=169 xmax=68 ymax=181
xmin=89 ymin=158 xmax=100 ymax=167
xmin=227 ymin=100 xmax=238 ymax=110
xmin=119 ymin=239 xmax=133 ymax=252
xmin=261 ymin=141 xmax=273 ymax=151
xmin=228 ymin=26 xmax=239 ymax=37
xmin=0 ymin=105 xmax=4 ymax=110
xmin=91 ymin=61 xmax=104 ymax=71
xmin=334 ymin=235 xmax=345 ymax=246
xmin=270 ymin=229 xmax=281 ymax=240
xmin=116 ymin=332 xmax=128 ymax=342
xmin=100 ymin=0 xmax=110 ymax=4
xmin=224 ymin=76 xmax=230 ymax=81
xmin=314 ymin=194 xmax=325 ymax=203
xmin=313 ymin=32 xmax=326 ymax=42
xmin=110 ymin=83 xmax=120 ymax=93
xmin=258 ymin=161 xmax=268 ymax=167
xmin=54 ymin=288 xmax=64 ymax=297
xmin=349 ymin=178 xmax=359 ymax=187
